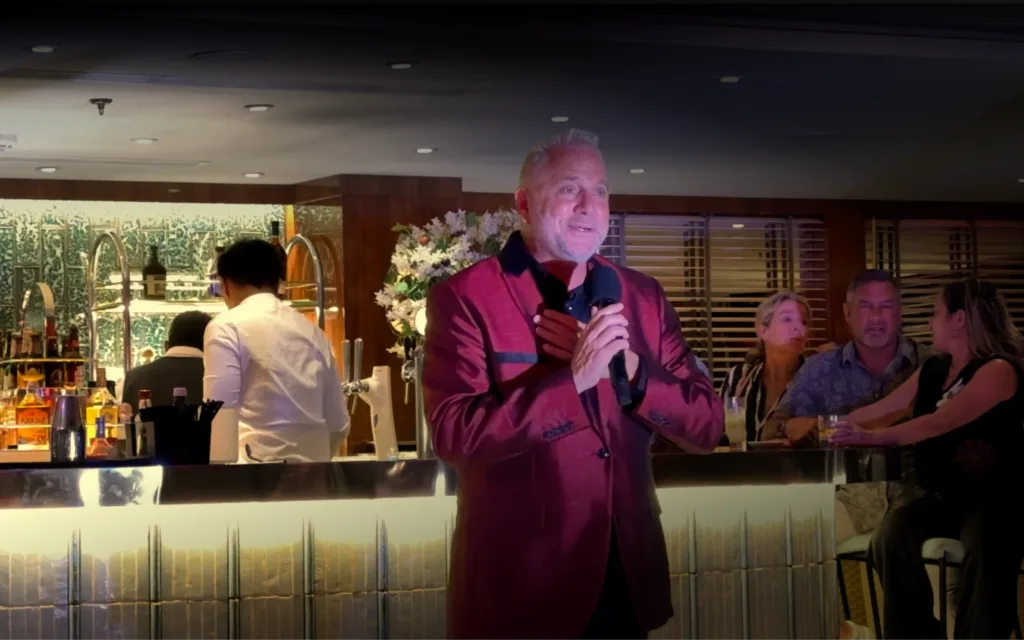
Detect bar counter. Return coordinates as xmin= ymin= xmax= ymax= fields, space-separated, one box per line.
xmin=0 ymin=449 xmax=896 ymax=640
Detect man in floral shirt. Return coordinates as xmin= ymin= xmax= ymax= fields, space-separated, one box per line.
xmin=762 ymin=269 xmax=928 ymax=530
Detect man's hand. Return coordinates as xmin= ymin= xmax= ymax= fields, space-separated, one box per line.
xmin=571 ymin=304 xmax=630 ymax=393
xmin=535 ymin=305 xmax=640 ymax=388
xmin=534 ymin=309 xmax=582 ymax=362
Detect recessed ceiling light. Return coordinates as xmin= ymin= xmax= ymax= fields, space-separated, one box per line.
xmin=551 ymin=116 xmax=570 ymax=123
xmin=1018 ymin=178 xmax=1024 ymax=183
xmin=245 ymin=104 xmax=274 ymax=112
xmin=720 ymin=76 xmax=742 ymax=84
xmin=37 ymin=167 xmax=58 ymax=173
xmin=629 ymin=168 xmax=646 ymax=174
xmin=29 ymin=45 xmax=56 ymax=54
xmin=416 ymin=148 xmax=435 ymax=154
xmin=389 ymin=61 xmax=414 ymax=70
xmin=132 ymin=138 xmax=158 ymax=145
xmin=732 ymin=223 xmax=746 ymax=229
xmin=243 ymin=172 xmax=264 ymax=179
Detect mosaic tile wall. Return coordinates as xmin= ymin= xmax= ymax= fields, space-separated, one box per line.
xmin=0 ymin=199 xmax=285 ymax=372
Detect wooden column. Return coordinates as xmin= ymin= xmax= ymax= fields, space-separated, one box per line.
xmin=338 ymin=176 xmax=463 ymax=448
xmin=822 ymin=209 xmax=867 ymax=343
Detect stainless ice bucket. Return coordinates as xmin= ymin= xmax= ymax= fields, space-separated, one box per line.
xmin=50 ymin=391 xmax=86 ymax=463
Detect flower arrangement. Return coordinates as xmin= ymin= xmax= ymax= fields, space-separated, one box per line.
xmin=375 ymin=209 xmax=521 ymax=357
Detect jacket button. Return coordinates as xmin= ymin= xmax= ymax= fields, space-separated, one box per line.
xmin=596 ymin=448 xmax=609 ymax=459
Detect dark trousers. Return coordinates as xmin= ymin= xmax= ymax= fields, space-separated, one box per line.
xmin=579 ymin=531 xmax=647 ymax=639
xmin=869 ymin=494 xmax=1024 ymax=639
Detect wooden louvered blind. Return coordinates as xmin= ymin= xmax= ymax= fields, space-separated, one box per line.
xmin=866 ymin=218 xmax=1024 ymax=344
xmin=976 ymin=221 xmax=1024 ymax=334
xmin=602 ymin=213 xmax=829 ymax=386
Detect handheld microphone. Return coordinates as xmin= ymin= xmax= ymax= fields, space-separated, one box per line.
xmin=590 ymin=266 xmax=633 ymax=406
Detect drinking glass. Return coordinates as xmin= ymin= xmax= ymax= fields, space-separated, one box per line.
xmin=724 ymin=397 xmax=747 ymax=452
xmin=817 ymin=414 xmax=841 ymax=447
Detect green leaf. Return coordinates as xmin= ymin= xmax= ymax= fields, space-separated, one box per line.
xmin=391 ymin=224 xmax=409 ymax=234
xmin=466 ymin=213 xmax=477 ymax=228
xmin=394 ymin=281 xmax=409 ymax=293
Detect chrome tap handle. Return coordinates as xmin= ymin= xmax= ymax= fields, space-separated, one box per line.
xmin=350 ymin=338 xmax=364 ymax=414
xmin=341 ymin=340 xmax=352 ymax=386
xmin=352 ymin=338 xmax=364 ymax=383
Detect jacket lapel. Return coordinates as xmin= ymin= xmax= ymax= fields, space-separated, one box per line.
xmin=498 ymin=233 xmax=546 ymax=326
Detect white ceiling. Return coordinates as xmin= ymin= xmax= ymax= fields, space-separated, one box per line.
xmin=4 ymin=6 xmax=1024 ymax=201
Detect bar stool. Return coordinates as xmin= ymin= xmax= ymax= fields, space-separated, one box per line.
xmin=836 ymin=533 xmax=883 ymax=635
xmin=921 ymin=537 xmax=1024 ymax=640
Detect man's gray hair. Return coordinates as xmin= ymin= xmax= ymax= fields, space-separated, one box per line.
xmin=846 ymin=268 xmax=901 ymax=302
xmin=519 ymin=128 xmax=601 ymax=188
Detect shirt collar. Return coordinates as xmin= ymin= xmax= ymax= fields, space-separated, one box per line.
xmin=237 ymin=292 xmax=280 ymax=310
xmin=840 ymin=336 xmax=916 ymax=369
xmin=498 ymin=230 xmax=601 ymax=283
xmin=164 ymin=346 xmax=203 ymax=358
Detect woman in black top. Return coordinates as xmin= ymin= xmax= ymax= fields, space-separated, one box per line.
xmin=718 ymin=291 xmax=809 ymax=442
xmin=832 ymin=278 xmax=1024 ymax=639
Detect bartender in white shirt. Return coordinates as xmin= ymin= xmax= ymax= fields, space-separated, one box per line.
xmin=203 ymin=239 xmax=350 ymax=463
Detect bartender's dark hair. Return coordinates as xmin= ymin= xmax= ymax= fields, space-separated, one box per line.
xmin=167 ymin=311 xmax=212 ymax=351
xmin=217 ymin=239 xmax=282 ymax=291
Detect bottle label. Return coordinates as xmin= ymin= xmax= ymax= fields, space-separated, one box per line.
xmin=145 ymin=275 xmax=166 ymax=298
xmin=16 ymin=408 xmax=49 ymax=426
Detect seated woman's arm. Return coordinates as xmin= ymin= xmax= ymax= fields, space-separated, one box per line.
xmin=845 ymin=368 xmax=922 ymax=429
xmin=865 ymin=360 xmax=1018 ymax=446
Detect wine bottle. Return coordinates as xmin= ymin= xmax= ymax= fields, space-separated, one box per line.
xmin=269 ymin=221 xmax=287 ymax=298
xmin=208 ymin=246 xmax=225 ymax=297
xmin=142 ymin=245 xmax=167 ymax=301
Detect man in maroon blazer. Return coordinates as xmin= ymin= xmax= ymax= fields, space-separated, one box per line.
xmin=423 ymin=128 xmax=724 ymax=639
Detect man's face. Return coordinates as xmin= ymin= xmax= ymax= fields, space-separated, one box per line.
xmin=515 ymin=144 xmax=610 ymax=263
xmin=844 ymin=281 xmax=901 ymax=349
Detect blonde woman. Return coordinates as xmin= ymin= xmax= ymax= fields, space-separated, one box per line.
xmin=719 ymin=291 xmax=810 ymax=442
xmin=832 ymin=278 xmax=1024 ymax=639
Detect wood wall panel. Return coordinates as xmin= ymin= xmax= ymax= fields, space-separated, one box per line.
xmin=339 ymin=176 xmax=463 ymax=447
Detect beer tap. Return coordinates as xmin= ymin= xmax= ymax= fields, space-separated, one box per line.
xmin=342 ymin=338 xmax=369 ymax=415
xmin=400 ymin=336 xmax=417 ymax=404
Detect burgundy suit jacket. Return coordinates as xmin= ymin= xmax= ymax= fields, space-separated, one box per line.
xmin=423 ymin=246 xmax=724 ymax=639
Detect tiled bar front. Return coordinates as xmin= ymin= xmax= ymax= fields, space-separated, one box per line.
xmin=0 ymin=450 xmax=892 ymax=639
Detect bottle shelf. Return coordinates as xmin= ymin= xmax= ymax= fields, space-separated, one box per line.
xmin=0 ymin=357 xmax=86 ymax=366
xmin=90 ymin=299 xmax=340 ymax=316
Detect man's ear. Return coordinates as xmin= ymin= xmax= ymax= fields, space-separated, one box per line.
xmin=514 ymin=187 xmax=530 ymax=225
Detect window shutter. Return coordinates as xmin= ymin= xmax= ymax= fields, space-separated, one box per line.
xmin=618 ymin=214 xmax=710 ymax=365
xmin=612 ymin=213 xmax=828 ymax=386
xmin=975 ymin=221 xmax=1024 ymax=333
xmin=598 ymin=214 xmax=626 ymax=264
xmin=866 ymin=219 xmax=976 ymax=345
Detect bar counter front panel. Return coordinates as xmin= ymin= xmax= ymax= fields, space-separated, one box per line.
xmin=0 ymin=449 xmax=891 ymax=639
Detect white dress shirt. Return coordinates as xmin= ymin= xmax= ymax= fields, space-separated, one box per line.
xmin=203 ymin=292 xmax=350 ymax=463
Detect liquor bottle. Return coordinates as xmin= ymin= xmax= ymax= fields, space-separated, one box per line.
xmin=208 ymin=246 xmax=225 ymax=297
xmin=62 ymin=325 xmax=83 ymax=390
xmin=269 ymin=221 xmax=288 ymax=298
xmin=4 ymin=332 xmax=18 ymax=391
xmin=15 ymin=380 xmax=51 ymax=450
xmin=85 ymin=367 xmax=119 ymax=441
xmin=43 ymin=317 xmax=64 ymax=388
xmin=142 ymin=245 xmax=168 ymax=301
xmin=17 ymin=329 xmax=44 ymax=390
xmin=86 ymin=416 xmax=118 ymax=459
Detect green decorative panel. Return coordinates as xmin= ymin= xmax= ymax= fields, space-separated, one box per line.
xmin=0 ymin=200 xmax=285 ymax=378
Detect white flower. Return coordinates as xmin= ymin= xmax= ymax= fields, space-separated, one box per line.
xmin=375 ymin=208 xmax=519 ymax=358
